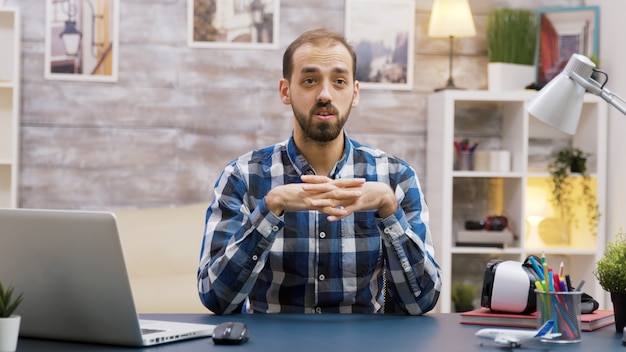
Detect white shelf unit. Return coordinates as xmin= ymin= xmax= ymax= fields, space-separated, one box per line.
xmin=427 ymin=90 xmax=607 ymax=313
xmin=0 ymin=7 xmax=20 ymax=208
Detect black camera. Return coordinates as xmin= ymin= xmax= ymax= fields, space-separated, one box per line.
xmin=465 ymin=215 xmax=508 ymax=231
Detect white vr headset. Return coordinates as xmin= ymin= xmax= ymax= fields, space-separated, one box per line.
xmin=480 ymin=258 xmax=539 ymax=314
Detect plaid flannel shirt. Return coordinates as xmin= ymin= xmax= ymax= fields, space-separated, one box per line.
xmin=198 ymin=134 xmax=441 ymax=315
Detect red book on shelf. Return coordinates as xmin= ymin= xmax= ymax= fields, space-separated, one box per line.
xmin=459 ymin=307 xmax=615 ymax=332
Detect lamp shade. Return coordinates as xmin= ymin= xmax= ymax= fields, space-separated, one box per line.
xmin=428 ymin=0 xmax=476 ymax=38
xmin=527 ymin=54 xmax=596 ymax=135
xmin=60 ymin=20 xmax=82 ymax=57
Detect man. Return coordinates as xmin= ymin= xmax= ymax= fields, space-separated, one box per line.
xmin=198 ymin=28 xmax=441 ymax=315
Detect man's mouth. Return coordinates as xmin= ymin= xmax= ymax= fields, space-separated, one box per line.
xmin=316 ymin=110 xmax=333 ymax=120
xmin=314 ymin=104 xmax=336 ymax=121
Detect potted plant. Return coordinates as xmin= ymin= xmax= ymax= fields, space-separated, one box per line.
xmin=486 ymin=8 xmax=537 ymax=91
xmin=0 ymin=281 xmax=23 ymax=352
xmin=594 ymin=228 xmax=626 ymax=332
xmin=451 ymin=281 xmax=477 ymax=312
xmin=548 ymin=147 xmax=600 ymax=237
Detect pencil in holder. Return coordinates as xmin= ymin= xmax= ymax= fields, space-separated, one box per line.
xmin=454 ymin=150 xmax=473 ymax=171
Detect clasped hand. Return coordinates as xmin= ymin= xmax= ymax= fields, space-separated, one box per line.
xmin=266 ymin=175 xmax=398 ymax=221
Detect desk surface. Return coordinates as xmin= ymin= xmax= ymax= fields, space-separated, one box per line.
xmin=17 ymin=313 xmax=624 ymax=351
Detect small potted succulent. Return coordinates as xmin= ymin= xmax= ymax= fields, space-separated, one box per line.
xmin=451 ymin=281 xmax=477 ymax=313
xmin=0 ymin=281 xmax=24 ymax=352
xmin=594 ymin=228 xmax=626 ymax=332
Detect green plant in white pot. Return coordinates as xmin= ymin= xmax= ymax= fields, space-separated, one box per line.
xmin=594 ymin=228 xmax=626 ymax=332
xmin=0 ymin=281 xmax=23 ymax=352
xmin=486 ymin=8 xmax=537 ymax=91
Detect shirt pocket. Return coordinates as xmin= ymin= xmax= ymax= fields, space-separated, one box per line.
xmin=343 ymin=218 xmax=383 ymax=278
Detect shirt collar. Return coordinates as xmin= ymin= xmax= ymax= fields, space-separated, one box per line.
xmin=286 ymin=131 xmax=353 ymax=178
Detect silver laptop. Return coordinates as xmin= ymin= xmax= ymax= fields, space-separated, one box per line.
xmin=0 ymin=208 xmax=215 ymax=347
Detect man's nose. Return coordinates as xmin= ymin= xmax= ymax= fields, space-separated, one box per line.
xmin=317 ymin=82 xmax=332 ymax=102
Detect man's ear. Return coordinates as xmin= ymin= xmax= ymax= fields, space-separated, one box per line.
xmin=351 ymin=80 xmax=360 ymax=107
xmin=279 ymin=78 xmax=291 ymax=105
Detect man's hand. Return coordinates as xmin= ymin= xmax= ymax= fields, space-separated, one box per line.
xmin=265 ymin=175 xmax=398 ymax=221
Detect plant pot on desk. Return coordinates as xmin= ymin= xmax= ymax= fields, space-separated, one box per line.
xmin=611 ymin=292 xmax=626 ymax=333
xmin=0 ymin=315 xmax=20 ymax=352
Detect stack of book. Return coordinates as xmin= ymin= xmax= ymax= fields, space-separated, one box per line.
xmin=459 ymin=307 xmax=615 ymax=332
xmin=455 ymin=229 xmax=515 ymax=248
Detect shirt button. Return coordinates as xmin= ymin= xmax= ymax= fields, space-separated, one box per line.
xmin=252 ymin=255 xmax=258 ymax=261
xmin=315 ymin=307 xmax=322 ymax=314
xmin=319 ymin=232 xmax=326 ymax=239
xmin=272 ymin=225 xmax=279 ymax=232
xmin=384 ymin=228 xmax=391 ymax=234
xmin=318 ymin=274 xmax=325 ymax=281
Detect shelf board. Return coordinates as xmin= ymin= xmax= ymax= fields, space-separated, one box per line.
xmin=451 ymin=246 xmax=523 ymax=254
xmin=452 ymin=171 xmax=524 ymax=178
xmin=452 ymin=246 xmax=598 ymax=256
xmin=524 ymin=248 xmax=598 ymax=256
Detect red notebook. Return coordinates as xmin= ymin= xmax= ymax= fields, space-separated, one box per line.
xmin=459 ymin=307 xmax=615 ymax=332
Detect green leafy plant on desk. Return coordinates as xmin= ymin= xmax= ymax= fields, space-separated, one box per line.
xmin=594 ymin=228 xmax=626 ymax=332
xmin=548 ymin=147 xmax=600 ymax=237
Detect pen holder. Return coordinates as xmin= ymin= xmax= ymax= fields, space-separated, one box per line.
xmin=454 ymin=151 xmax=473 ymax=171
xmin=536 ymin=290 xmax=582 ymax=344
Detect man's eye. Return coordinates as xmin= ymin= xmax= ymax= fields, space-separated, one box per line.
xmin=335 ymin=78 xmax=347 ymax=85
xmin=303 ymin=78 xmax=316 ymax=85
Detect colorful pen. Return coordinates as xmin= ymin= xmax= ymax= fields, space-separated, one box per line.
xmin=529 ymin=256 xmax=545 ymax=281
xmin=565 ymin=275 xmax=573 ymax=292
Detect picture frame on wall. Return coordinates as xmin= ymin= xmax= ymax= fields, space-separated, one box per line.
xmin=344 ymin=0 xmax=415 ymax=90
xmin=44 ymin=0 xmax=119 ymax=82
xmin=535 ymin=6 xmax=599 ymax=88
xmin=188 ymin=0 xmax=280 ymax=49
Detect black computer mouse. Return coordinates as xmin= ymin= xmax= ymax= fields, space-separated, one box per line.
xmin=212 ymin=321 xmax=249 ymax=345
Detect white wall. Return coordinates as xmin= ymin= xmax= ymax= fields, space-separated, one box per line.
xmin=585 ymin=0 xmax=626 ymax=308
xmin=585 ymin=0 xmax=626 ymax=244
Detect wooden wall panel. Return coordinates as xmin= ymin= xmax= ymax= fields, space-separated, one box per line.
xmin=7 ymin=0 xmax=582 ymax=210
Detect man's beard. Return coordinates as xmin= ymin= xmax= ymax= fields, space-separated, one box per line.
xmin=294 ymin=102 xmax=349 ymax=142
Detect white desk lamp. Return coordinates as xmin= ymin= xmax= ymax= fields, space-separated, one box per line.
xmin=527 ymin=53 xmax=626 ymax=134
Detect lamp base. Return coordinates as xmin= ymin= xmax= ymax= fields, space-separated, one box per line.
xmin=435 ymin=36 xmax=464 ymax=92
xmin=434 ymin=85 xmax=463 ymax=92
xmin=435 ymin=79 xmax=464 ymax=92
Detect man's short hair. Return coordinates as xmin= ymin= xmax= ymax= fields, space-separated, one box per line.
xmin=282 ymin=28 xmax=357 ymax=81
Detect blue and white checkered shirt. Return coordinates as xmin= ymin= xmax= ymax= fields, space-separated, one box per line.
xmin=198 ymin=134 xmax=441 ymax=315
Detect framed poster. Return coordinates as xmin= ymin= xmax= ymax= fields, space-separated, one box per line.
xmin=535 ymin=6 xmax=599 ymax=88
xmin=345 ymin=0 xmax=415 ymax=90
xmin=44 ymin=0 xmax=119 ymax=82
xmin=188 ymin=0 xmax=280 ymax=49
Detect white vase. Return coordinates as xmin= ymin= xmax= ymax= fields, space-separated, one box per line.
xmin=487 ymin=62 xmax=535 ymax=91
xmin=0 ymin=315 xmax=20 ymax=352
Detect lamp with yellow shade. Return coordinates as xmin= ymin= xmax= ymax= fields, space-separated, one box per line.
xmin=428 ymin=0 xmax=476 ymax=91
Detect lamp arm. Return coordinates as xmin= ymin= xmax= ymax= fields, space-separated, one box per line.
xmin=569 ymin=72 xmax=626 ymax=116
